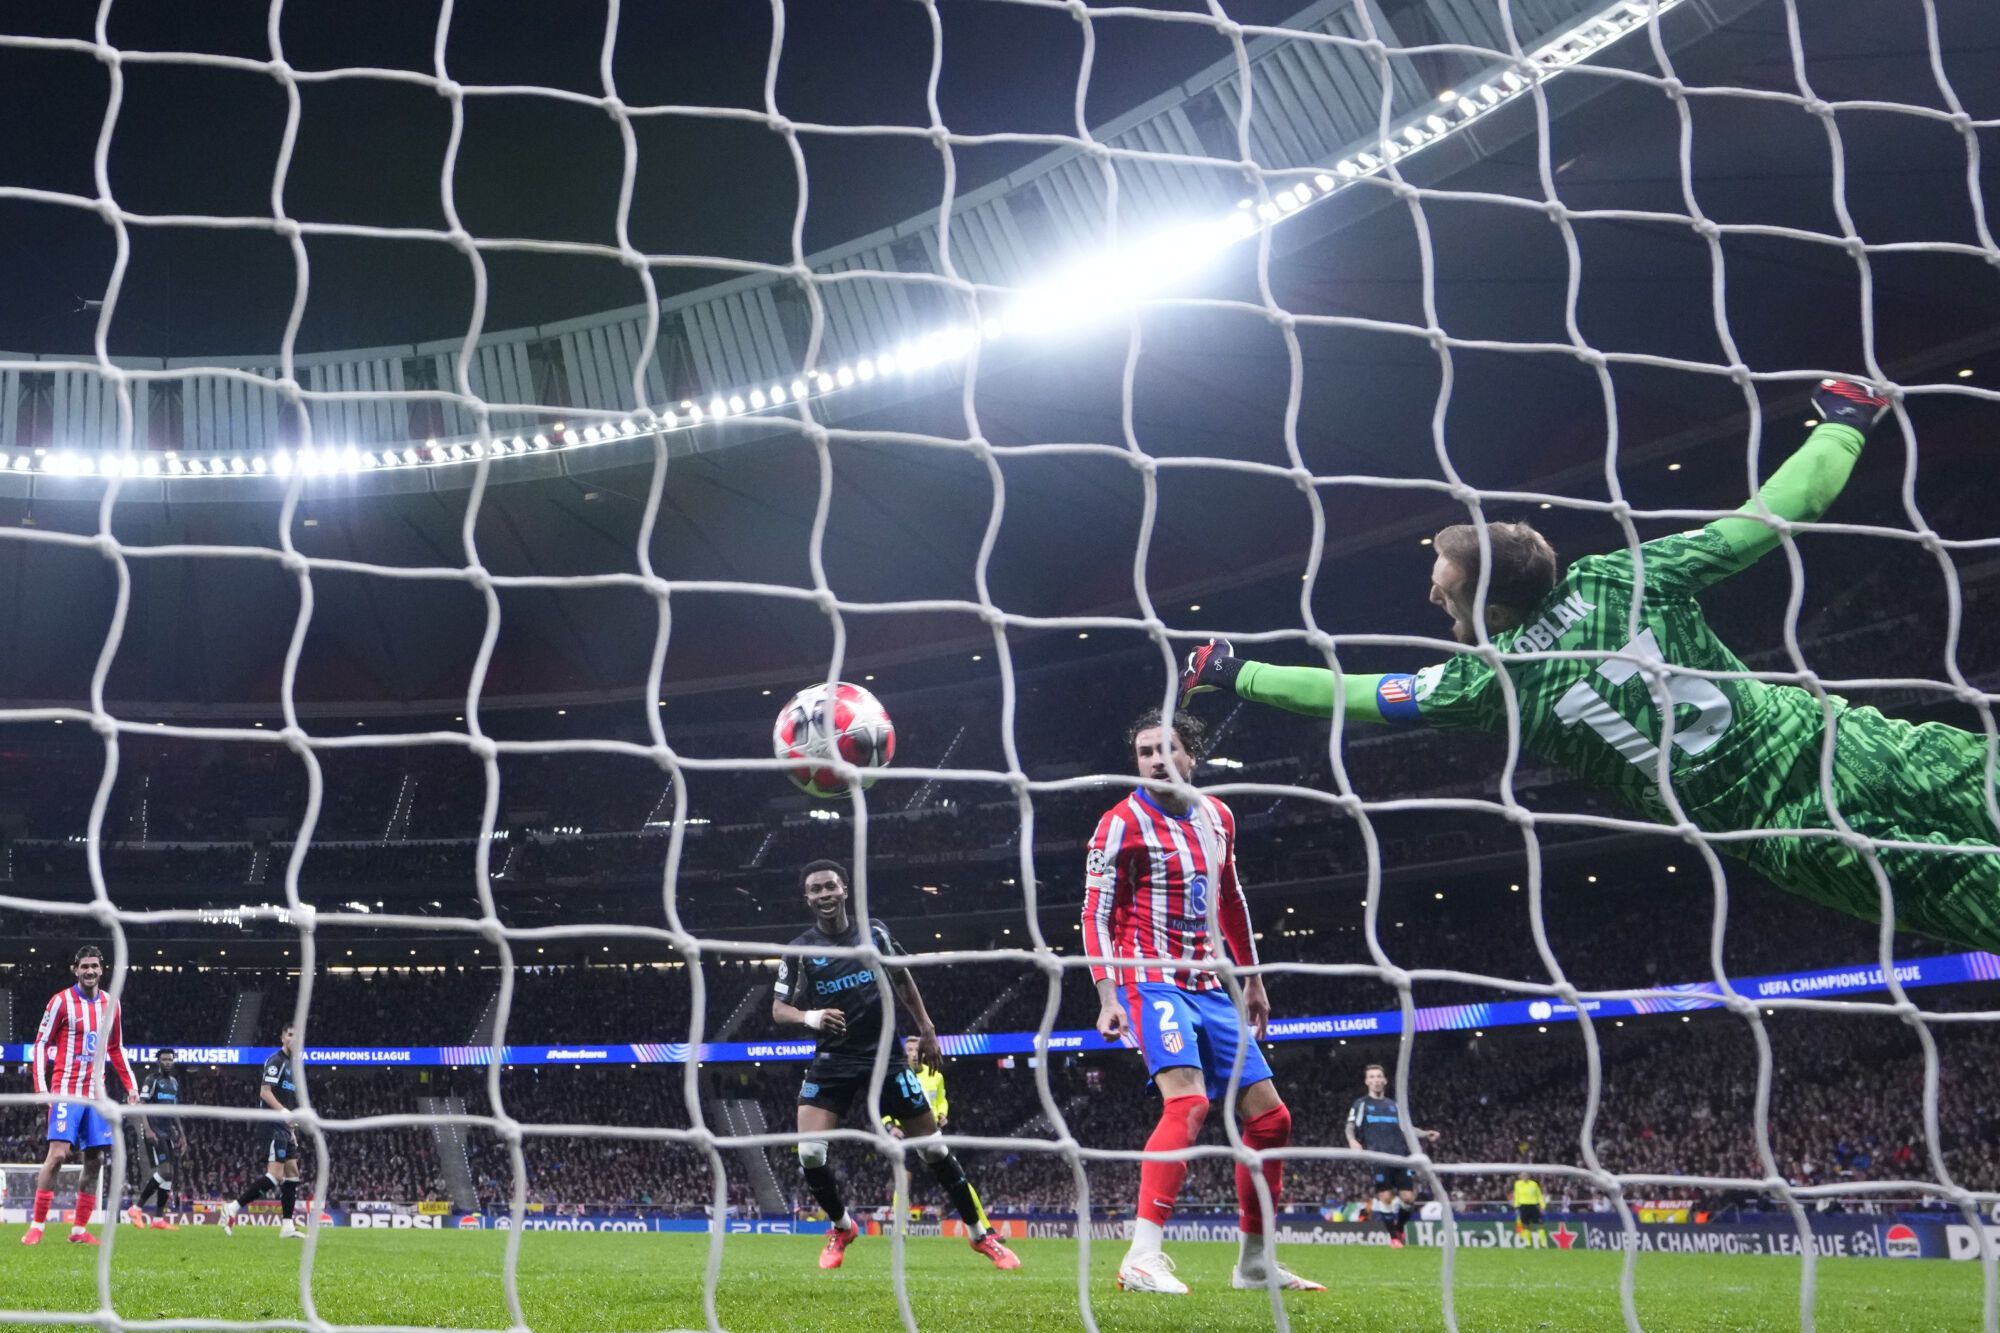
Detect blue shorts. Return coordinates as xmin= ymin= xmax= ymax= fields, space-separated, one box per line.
xmin=47 ymin=1101 xmax=116 ymax=1151
xmin=1122 ymin=981 xmax=1274 ymax=1101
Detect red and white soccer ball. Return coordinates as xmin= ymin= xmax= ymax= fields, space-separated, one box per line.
xmin=772 ymin=681 xmax=896 ymax=798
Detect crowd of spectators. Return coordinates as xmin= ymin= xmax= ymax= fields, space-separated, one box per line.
xmin=3 ymin=532 xmax=1998 ymax=1217
xmin=9 ymin=1005 xmax=1995 ymax=1216
xmin=3 ymin=956 xmax=2000 ymax=1216
xmin=0 ymin=559 xmax=1992 ymax=935
xmin=0 ymin=855 xmax=1971 ymax=1060
xmin=5 ymin=865 xmax=1950 ymax=1064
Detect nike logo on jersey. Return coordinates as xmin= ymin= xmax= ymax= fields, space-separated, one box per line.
xmin=1514 ymin=592 xmax=1596 ymax=652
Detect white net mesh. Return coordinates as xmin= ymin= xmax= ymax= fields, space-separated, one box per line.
xmin=1 ymin=0 xmax=1998 ymax=1329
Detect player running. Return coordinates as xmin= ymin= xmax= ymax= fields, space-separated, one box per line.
xmin=23 ymin=945 xmax=140 ymax=1246
xmin=1182 ymin=382 xmax=2000 ymax=947
xmin=772 ymin=859 xmax=1021 ymax=1273
xmin=222 ymin=1022 xmax=304 ymax=1239
xmin=1087 ymin=710 xmax=1324 ymax=1296
xmin=1344 ymin=1063 xmax=1440 ymax=1249
xmin=127 ymin=1047 xmax=188 ymax=1230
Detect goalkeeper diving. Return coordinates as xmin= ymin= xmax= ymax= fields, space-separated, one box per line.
xmin=1181 ymin=380 xmax=2000 ymax=949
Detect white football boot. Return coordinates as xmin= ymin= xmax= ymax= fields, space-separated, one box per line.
xmin=1116 ymin=1251 xmax=1190 ymax=1294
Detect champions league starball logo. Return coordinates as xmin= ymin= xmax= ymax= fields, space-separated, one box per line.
xmin=1527 ymin=1001 xmax=1554 ymax=1021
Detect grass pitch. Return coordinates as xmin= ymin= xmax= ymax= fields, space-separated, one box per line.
xmin=1 ymin=1226 xmax=1980 ymax=1332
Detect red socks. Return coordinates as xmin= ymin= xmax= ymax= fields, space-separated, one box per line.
xmin=32 ymin=1190 xmax=54 ymax=1225
xmin=74 ymin=1193 xmax=96 ymax=1229
xmin=1137 ymin=1095 xmax=1209 ymax=1225
xmin=1135 ymin=1096 xmax=1290 ymax=1233
xmin=1237 ymin=1103 xmax=1292 ymax=1235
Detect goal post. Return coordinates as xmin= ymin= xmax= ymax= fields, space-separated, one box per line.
xmin=1 ymin=1162 xmax=87 ymax=1219
xmin=0 ymin=0 xmax=1996 ymax=1330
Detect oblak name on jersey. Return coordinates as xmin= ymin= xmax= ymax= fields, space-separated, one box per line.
xmin=1082 ymin=790 xmax=1257 ymax=992
xmin=1507 ymin=591 xmax=1598 ymax=654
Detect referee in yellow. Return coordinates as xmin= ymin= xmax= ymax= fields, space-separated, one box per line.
xmin=885 ymin=1035 xmax=951 ymax=1221
xmin=1512 ymin=1172 xmax=1548 ymax=1248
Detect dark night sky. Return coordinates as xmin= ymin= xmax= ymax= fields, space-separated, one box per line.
xmin=0 ymin=0 xmax=1321 ymax=356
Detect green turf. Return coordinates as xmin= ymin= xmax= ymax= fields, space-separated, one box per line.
xmin=1 ymin=1227 xmax=1981 ymax=1332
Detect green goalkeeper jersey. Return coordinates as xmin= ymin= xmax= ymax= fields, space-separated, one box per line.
xmin=1374 ymin=521 xmax=1829 ymax=830
xmin=1232 ymin=421 xmax=2000 ymax=946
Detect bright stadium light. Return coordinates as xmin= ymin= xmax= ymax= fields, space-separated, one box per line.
xmin=1002 ymin=215 xmax=1241 ymax=338
xmin=26 ymin=0 xmax=1680 ymax=484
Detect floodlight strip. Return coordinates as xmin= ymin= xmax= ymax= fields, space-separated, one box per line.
xmin=4 ymin=0 xmax=1676 ymax=485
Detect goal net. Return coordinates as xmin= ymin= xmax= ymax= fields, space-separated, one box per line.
xmin=2 ymin=1163 xmax=86 ymax=1216
xmin=0 ymin=0 xmax=1996 ymax=1329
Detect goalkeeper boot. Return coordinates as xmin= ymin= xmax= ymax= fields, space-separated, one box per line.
xmin=1116 ymin=1251 xmax=1189 ymax=1295
xmin=1179 ymin=638 xmax=1239 ymax=709
xmin=1231 ymin=1264 xmax=1327 ymax=1292
xmin=1811 ymin=379 xmax=1891 ymax=434
xmin=970 ymin=1231 xmax=1022 ymax=1270
xmin=818 ymin=1218 xmax=859 ymax=1270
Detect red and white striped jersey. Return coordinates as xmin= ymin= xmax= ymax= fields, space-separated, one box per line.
xmin=33 ymin=985 xmax=136 ymax=1102
xmin=1082 ymin=789 xmax=1258 ymax=991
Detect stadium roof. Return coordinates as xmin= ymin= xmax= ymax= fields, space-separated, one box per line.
xmin=0 ymin=0 xmax=1992 ymax=713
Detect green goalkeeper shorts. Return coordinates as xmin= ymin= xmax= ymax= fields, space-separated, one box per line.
xmin=1731 ymin=706 xmax=2000 ymax=952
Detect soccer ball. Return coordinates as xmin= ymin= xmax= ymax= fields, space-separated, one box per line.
xmin=772 ymin=681 xmax=896 ymax=798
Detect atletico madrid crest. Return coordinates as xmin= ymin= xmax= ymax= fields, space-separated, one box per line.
xmin=1161 ymin=1032 xmax=1184 ymax=1055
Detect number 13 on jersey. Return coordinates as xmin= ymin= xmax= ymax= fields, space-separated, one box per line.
xmin=1555 ymin=628 xmax=1734 ymax=770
